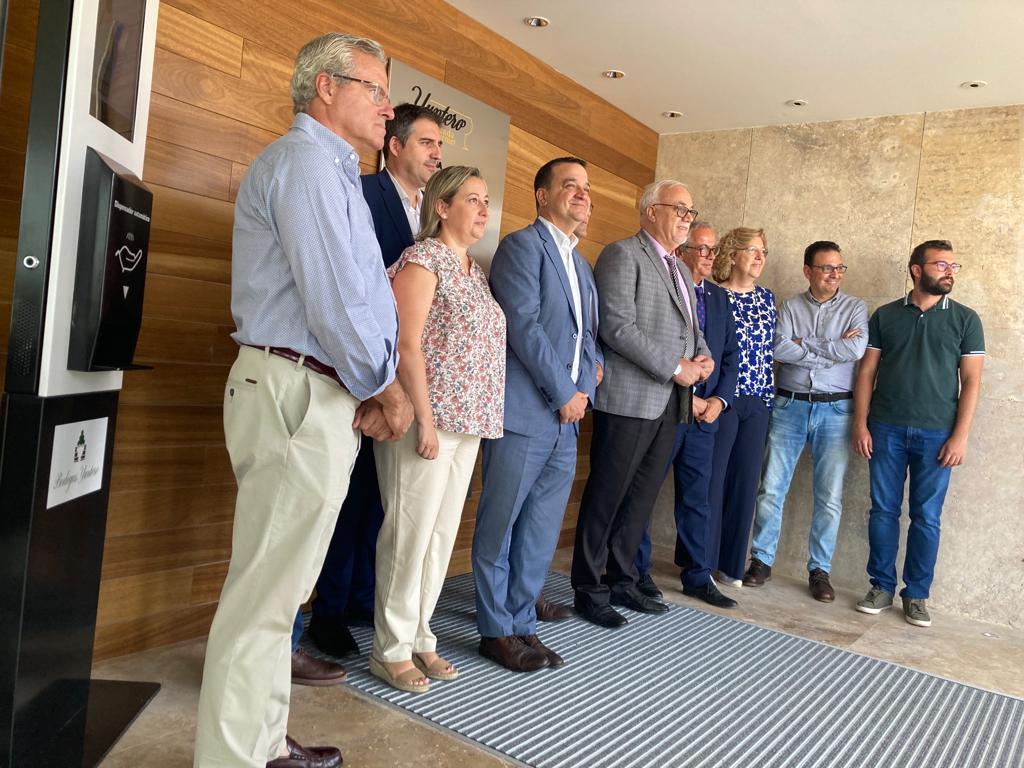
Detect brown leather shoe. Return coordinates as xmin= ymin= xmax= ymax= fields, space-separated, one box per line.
xmin=266 ymin=735 xmax=342 ymax=767
xmin=291 ymin=648 xmax=347 ymax=687
xmin=535 ymin=594 xmax=574 ymax=622
xmin=479 ymin=635 xmax=549 ymax=672
xmin=519 ymin=634 xmax=564 ymax=667
xmin=809 ymin=569 xmax=835 ymax=602
xmin=742 ymin=558 xmax=772 ymax=587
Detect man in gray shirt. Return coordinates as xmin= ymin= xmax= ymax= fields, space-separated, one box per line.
xmin=742 ymin=241 xmax=868 ymax=602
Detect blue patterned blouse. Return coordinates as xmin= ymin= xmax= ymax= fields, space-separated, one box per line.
xmin=724 ymin=285 xmax=777 ymax=404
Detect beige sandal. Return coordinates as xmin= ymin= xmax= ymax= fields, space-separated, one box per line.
xmin=413 ymin=653 xmax=459 ymax=681
xmin=369 ymin=656 xmax=430 ymax=694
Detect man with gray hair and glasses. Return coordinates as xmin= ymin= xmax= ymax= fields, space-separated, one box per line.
xmin=194 ymin=33 xmax=413 ymax=768
xmin=743 ymin=241 xmax=868 ymax=603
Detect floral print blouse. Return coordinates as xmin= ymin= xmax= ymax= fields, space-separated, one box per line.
xmin=724 ymin=285 xmax=777 ymax=405
xmin=388 ymin=238 xmax=506 ymax=439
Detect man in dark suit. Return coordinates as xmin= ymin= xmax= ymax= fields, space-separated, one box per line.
xmin=291 ymin=104 xmax=442 ymax=675
xmin=635 ymin=223 xmax=741 ymax=609
xmin=473 ymin=158 xmax=602 ymax=671
xmin=571 ymin=180 xmax=713 ymax=628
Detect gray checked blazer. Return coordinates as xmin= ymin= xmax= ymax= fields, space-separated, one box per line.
xmin=593 ymin=230 xmax=711 ymax=420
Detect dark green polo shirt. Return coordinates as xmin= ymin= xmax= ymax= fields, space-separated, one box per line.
xmin=867 ymin=293 xmax=985 ymax=431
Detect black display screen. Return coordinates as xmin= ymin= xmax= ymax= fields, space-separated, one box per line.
xmin=89 ymin=0 xmax=146 ymax=141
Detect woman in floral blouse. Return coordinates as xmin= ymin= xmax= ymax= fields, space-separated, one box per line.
xmin=370 ymin=166 xmax=505 ymax=694
xmin=708 ymin=227 xmax=777 ymax=588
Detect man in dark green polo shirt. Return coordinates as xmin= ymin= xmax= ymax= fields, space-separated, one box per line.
xmin=851 ymin=240 xmax=984 ymax=628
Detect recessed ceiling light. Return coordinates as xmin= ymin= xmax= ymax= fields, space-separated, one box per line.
xmin=785 ymin=99 xmax=808 ymax=107
xmin=602 ymin=69 xmax=625 ymax=79
xmin=523 ymin=16 xmax=550 ymax=27
xmin=960 ymin=80 xmax=987 ymax=89
xmin=662 ymin=110 xmax=683 ymax=119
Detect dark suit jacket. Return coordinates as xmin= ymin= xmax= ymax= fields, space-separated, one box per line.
xmin=693 ymin=280 xmax=739 ymax=433
xmin=489 ymin=219 xmax=601 ymax=438
xmin=360 ymin=169 xmax=414 ymax=268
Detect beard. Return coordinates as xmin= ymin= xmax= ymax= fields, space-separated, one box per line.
xmin=919 ymin=270 xmax=953 ymax=295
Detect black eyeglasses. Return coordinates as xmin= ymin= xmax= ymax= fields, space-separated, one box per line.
xmin=651 ymin=202 xmax=699 ymax=220
xmin=924 ymin=260 xmax=961 ymax=273
xmin=682 ymin=244 xmax=720 ymax=258
xmin=330 ymin=73 xmax=390 ymax=105
xmin=811 ymin=264 xmax=848 ymax=274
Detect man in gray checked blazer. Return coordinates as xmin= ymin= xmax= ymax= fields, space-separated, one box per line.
xmin=570 ymin=179 xmax=714 ymax=628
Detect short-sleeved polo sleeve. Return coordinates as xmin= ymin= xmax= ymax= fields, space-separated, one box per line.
xmin=867 ymin=309 xmax=882 ymax=350
xmin=960 ymin=309 xmax=985 ymax=356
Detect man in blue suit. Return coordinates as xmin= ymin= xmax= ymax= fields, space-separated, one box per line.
xmin=291 ymin=104 xmax=442 ymax=678
xmin=633 ymin=222 xmax=740 ymax=609
xmin=473 ymin=157 xmax=602 ymax=672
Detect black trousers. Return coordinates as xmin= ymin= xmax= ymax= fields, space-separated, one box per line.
xmin=571 ymin=397 xmax=678 ymax=603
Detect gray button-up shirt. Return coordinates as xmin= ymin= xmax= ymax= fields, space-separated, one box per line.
xmin=231 ymin=113 xmax=399 ymax=401
xmin=774 ymin=290 xmax=869 ymax=394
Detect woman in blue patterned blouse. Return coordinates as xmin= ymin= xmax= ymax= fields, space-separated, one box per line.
xmin=708 ymin=227 xmax=777 ymax=587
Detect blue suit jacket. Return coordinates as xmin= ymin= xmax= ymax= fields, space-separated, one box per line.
xmin=693 ymin=280 xmax=739 ymax=433
xmin=489 ymin=219 xmax=602 ymax=437
xmin=360 ymin=169 xmax=414 ymax=268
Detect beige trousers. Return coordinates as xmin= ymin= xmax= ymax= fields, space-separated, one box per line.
xmin=373 ymin=427 xmax=480 ymax=662
xmin=194 ymin=346 xmax=360 ymax=767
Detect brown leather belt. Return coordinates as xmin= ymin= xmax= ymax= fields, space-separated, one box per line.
xmin=245 ymin=344 xmax=346 ymax=389
xmin=776 ymin=387 xmax=852 ymax=403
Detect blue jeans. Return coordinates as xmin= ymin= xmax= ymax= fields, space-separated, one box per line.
xmin=867 ymin=420 xmax=952 ymax=599
xmin=751 ymin=395 xmax=852 ymax=573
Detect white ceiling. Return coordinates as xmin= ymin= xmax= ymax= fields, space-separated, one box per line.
xmin=446 ymin=0 xmax=1024 ymax=135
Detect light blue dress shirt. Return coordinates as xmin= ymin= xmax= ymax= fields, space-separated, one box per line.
xmin=231 ymin=113 xmax=399 ymax=401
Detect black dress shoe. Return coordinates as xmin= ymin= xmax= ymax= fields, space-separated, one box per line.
xmin=291 ymin=649 xmax=347 ymax=687
xmin=273 ymin=736 xmax=342 ymax=767
xmin=683 ymin=581 xmax=738 ymax=609
xmin=519 ymin=634 xmax=565 ymax=667
xmin=309 ymin=614 xmax=360 ymax=657
xmin=479 ymin=635 xmax=549 ymax=672
xmin=535 ymin=595 xmax=574 ymax=622
xmin=574 ymin=594 xmax=628 ymax=628
xmin=636 ymin=573 xmax=664 ymax=599
xmin=610 ymin=588 xmax=670 ymax=614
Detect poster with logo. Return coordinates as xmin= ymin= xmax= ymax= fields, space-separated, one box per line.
xmin=387 ymin=60 xmax=510 ymax=269
xmin=47 ymin=417 xmax=108 ymax=508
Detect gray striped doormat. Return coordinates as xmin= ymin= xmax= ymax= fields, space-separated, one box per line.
xmin=307 ymin=573 xmax=1024 ymax=767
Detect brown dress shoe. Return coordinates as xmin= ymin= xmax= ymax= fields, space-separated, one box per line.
xmin=535 ymin=595 xmax=574 ymax=622
xmin=519 ymin=634 xmax=565 ymax=667
xmin=267 ymin=735 xmax=342 ymax=767
xmin=291 ymin=648 xmax=347 ymax=687
xmin=479 ymin=635 xmax=549 ymax=672
xmin=809 ymin=569 xmax=835 ymax=602
xmin=742 ymin=558 xmax=772 ymax=587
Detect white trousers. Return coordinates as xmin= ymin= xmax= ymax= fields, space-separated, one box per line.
xmin=194 ymin=347 xmax=360 ymax=767
xmin=373 ymin=427 xmax=480 ymax=662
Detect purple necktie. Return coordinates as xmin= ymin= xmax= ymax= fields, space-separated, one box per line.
xmin=695 ymin=282 xmax=706 ymax=333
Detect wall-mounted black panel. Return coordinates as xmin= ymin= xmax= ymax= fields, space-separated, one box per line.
xmin=68 ymin=148 xmax=151 ymax=372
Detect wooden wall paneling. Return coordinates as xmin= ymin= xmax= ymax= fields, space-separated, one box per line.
xmin=147 ymin=94 xmax=280 ymax=167
xmin=93 ymin=603 xmax=218 ymax=660
xmin=133 ymin=317 xmax=238 ymax=365
xmin=118 ymin=361 xmax=230 ymax=406
xmin=190 ymin=562 xmax=230 ymax=605
xmin=106 ymin=483 xmax=238 ymax=537
xmin=144 ymin=138 xmax=234 ymax=201
xmin=150 ymin=183 xmax=235 ymax=243
xmin=143 ymin=273 xmax=233 ymax=325
xmin=101 ymin=521 xmax=234 ymax=581
xmin=228 ymin=163 xmax=247 ymax=202
xmin=149 ymin=228 xmax=232 ymax=267
xmin=157 ymin=2 xmax=245 ymax=77
xmin=0 ymin=146 xmax=25 ymax=203
xmin=115 ymin=403 xmax=226 ymax=447
xmin=152 ymin=48 xmax=292 ymax=135
xmin=96 ymin=567 xmax=196 ymax=625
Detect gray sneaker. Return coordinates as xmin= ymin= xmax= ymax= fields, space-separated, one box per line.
xmin=903 ymin=597 xmax=932 ymax=627
xmin=856 ymin=587 xmax=894 ymax=614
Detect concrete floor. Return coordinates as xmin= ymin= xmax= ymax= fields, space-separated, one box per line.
xmin=96 ymin=548 xmax=1024 ymax=767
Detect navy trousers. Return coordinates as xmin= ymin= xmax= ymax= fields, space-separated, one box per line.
xmin=708 ymin=394 xmax=771 ymax=581
xmin=291 ymin=435 xmax=382 ymax=650
xmin=634 ymin=422 xmax=716 ymax=587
